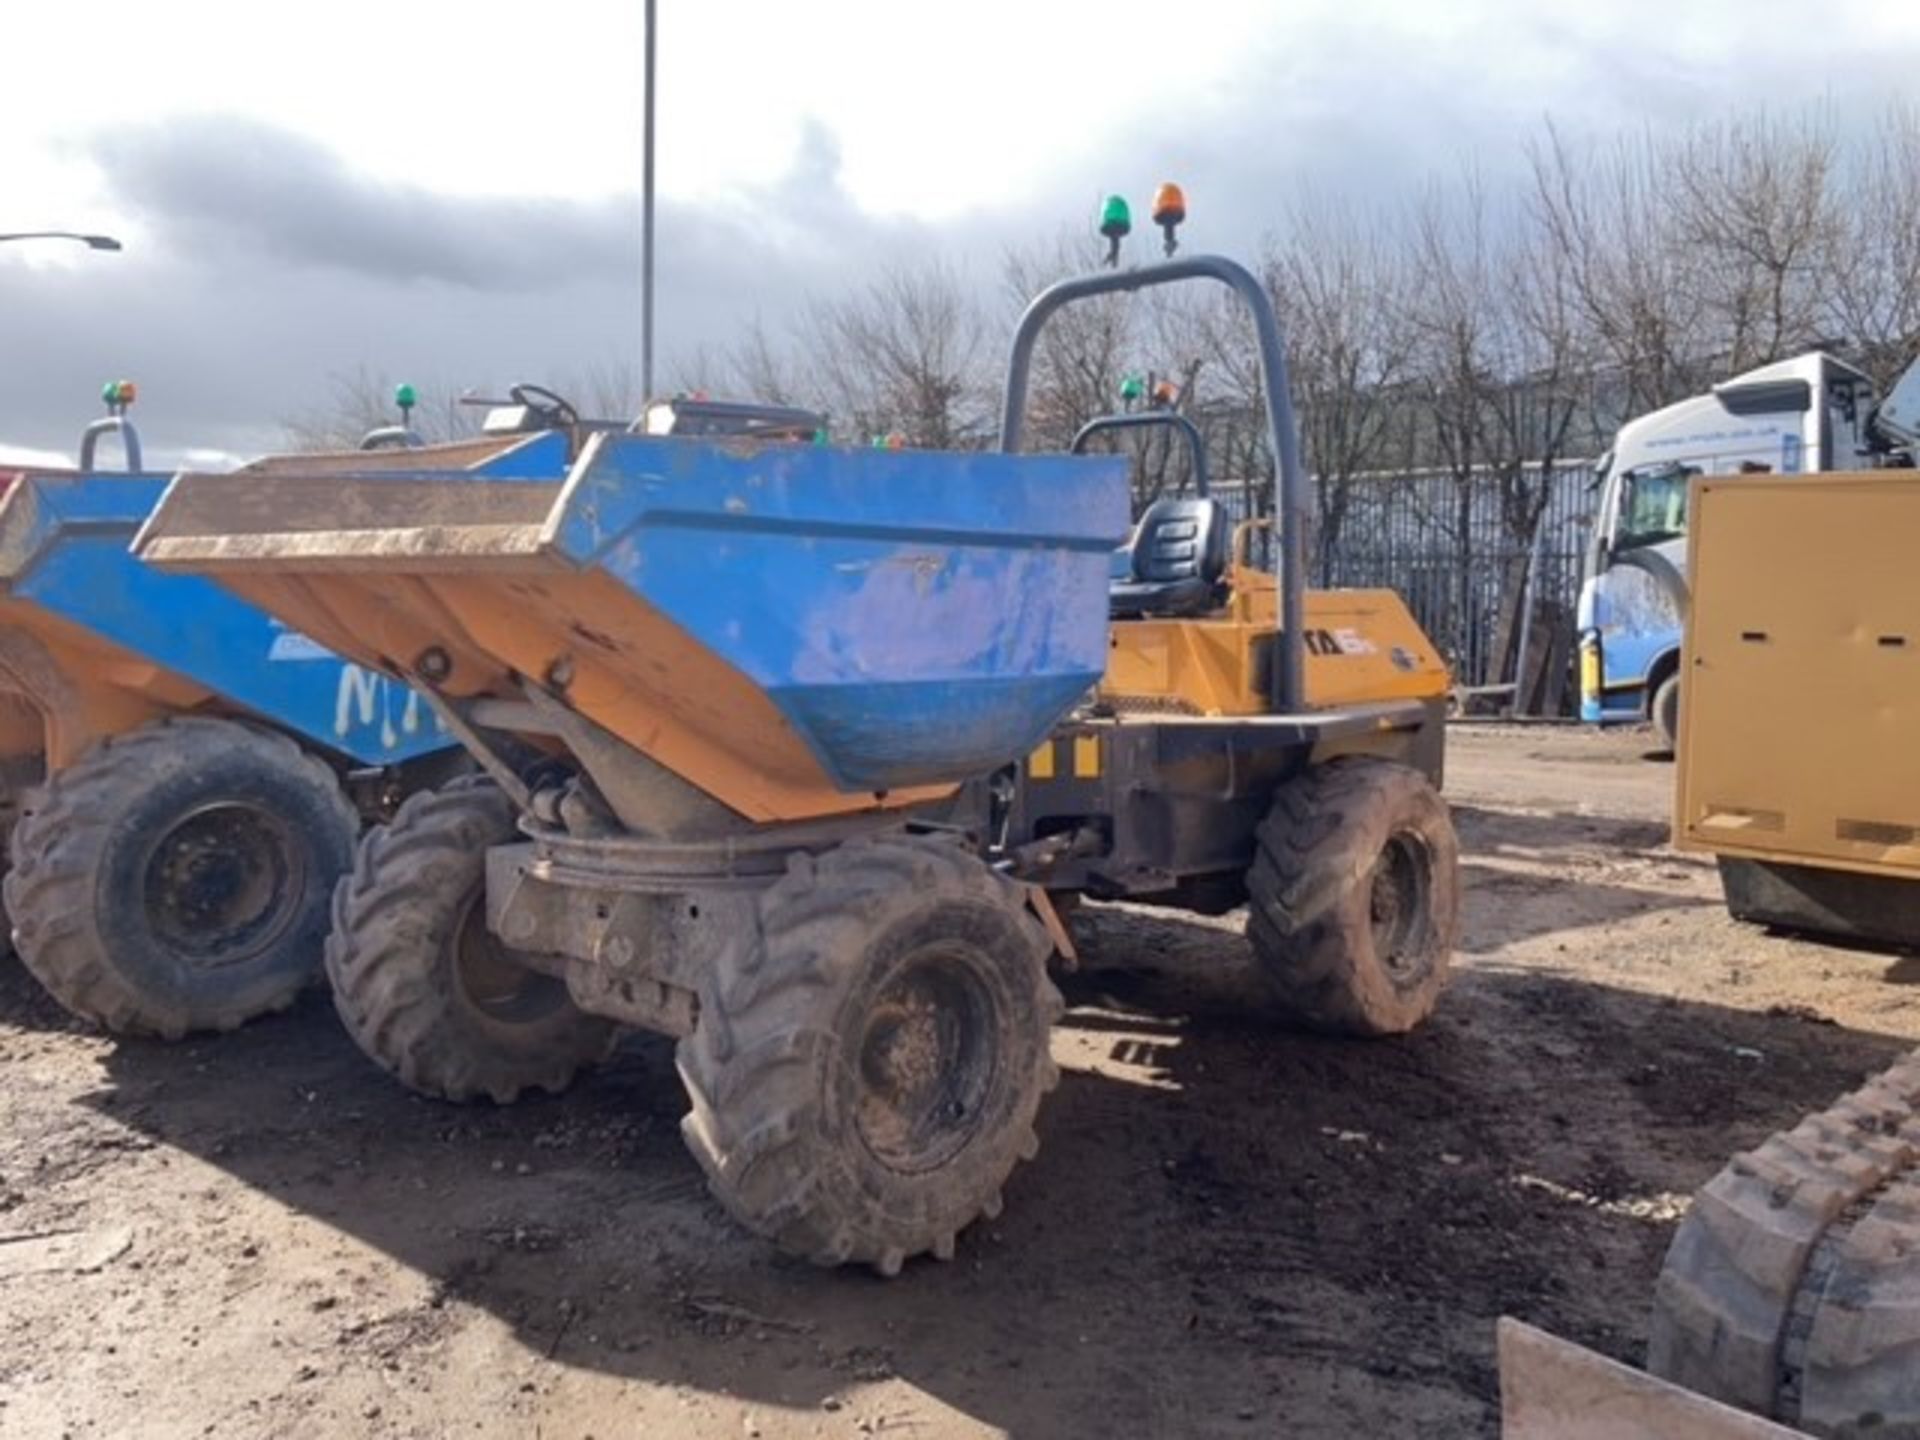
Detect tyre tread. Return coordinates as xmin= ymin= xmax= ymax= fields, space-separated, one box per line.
xmin=5 ymin=716 xmax=354 ymax=1037
xmin=676 ymin=833 xmax=1059 ymax=1273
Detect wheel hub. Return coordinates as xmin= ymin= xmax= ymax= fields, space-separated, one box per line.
xmin=142 ymin=802 xmax=302 ymax=969
xmin=449 ymin=892 xmax=571 ymax=1030
xmin=1369 ymin=833 xmax=1431 ymax=982
xmin=854 ymin=949 xmax=997 ymax=1176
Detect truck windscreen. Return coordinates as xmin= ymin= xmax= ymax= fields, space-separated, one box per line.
xmin=1614 ymin=462 xmax=1698 ymax=551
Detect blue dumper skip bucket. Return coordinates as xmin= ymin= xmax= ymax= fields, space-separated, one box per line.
xmin=138 ymin=432 xmax=1131 ymax=821
xmin=0 ymin=427 xmax=580 ymax=769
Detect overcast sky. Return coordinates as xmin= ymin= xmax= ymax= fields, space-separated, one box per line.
xmin=2 ymin=0 xmax=1917 ymax=467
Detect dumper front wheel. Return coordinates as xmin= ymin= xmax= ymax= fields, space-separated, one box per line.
xmin=326 ymin=779 xmax=619 ymax=1104
xmin=1245 ymin=758 xmax=1458 ymax=1036
xmin=677 ymin=834 xmax=1062 ymax=1275
xmin=4 ymin=717 xmax=356 ymax=1038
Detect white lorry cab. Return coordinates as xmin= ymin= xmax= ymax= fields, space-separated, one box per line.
xmin=1576 ymin=352 xmax=1879 ymax=746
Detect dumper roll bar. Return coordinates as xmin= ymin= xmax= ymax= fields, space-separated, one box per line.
xmin=1069 ymin=410 xmax=1210 ymax=498
xmin=359 ymin=425 xmax=426 ymax=451
xmin=1000 ymin=255 xmax=1308 ymax=712
xmin=78 ymin=415 xmax=142 ymax=473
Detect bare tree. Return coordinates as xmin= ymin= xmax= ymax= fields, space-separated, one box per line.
xmin=1262 ymin=197 xmax=1419 ymax=582
xmin=663 ymin=342 xmax=728 ymax=400
xmin=1529 ymin=121 xmax=1712 ymax=413
xmin=280 ymin=368 xmax=471 ymax=451
xmin=1406 ymin=177 xmax=1502 ymax=673
xmin=1829 ymin=101 xmax=1920 ymax=391
xmin=1672 ymin=110 xmax=1840 ymax=370
xmin=803 ymin=258 xmax=992 ymax=448
xmin=568 ymin=358 xmax=644 ymax=421
xmin=1485 ymin=208 xmax=1590 ymax=539
xmin=720 ymin=314 xmax=808 ymax=408
xmin=1000 ymin=229 xmax=1134 ymax=454
xmin=1157 ymin=268 xmax=1283 ymax=520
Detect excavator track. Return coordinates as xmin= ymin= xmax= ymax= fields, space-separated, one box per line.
xmin=1649 ymin=1050 xmax=1920 ymax=1437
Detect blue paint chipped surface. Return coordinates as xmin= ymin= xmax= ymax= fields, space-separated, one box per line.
xmin=548 ymin=436 xmax=1129 ymax=791
xmin=1 ymin=471 xmax=454 ymax=766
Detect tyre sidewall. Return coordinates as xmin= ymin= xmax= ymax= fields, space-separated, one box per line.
xmin=1250 ymin=759 xmax=1460 ymax=1035
xmin=811 ymin=897 xmax=1049 ymax=1228
xmin=680 ymin=842 xmax=1058 ymax=1267
xmin=391 ymin=842 xmax=599 ymax=1070
xmin=327 ymin=781 xmax=618 ymax=1101
xmin=91 ymin=742 xmax=353 ymax=1022
xmin=1326 ymin=768 xmax=1458 ymax=1024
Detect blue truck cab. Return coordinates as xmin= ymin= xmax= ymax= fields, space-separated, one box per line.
xmin=1577 ymin=352 xmax=1877 ymax=745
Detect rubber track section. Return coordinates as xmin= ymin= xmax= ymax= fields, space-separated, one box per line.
xmin=1649 ymin=1049 xmax=1920 ymax=1436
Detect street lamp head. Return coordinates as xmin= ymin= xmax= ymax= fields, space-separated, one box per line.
xmin=0 ymin=230 xmax=125 ymax=252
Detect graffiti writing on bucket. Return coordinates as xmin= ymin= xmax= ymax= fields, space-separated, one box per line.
xmin=334 ymin=663 xmax=445 ymax=749
xmin=267 ymin=628 xmax=448 ymax=752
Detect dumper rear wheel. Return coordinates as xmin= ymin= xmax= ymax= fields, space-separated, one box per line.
xmin=677 ymin=833 xmax=1062 ymax=1275
xmin=326 ymin=778 xmax=619 ymax=1104
xmin=4 ymin=716 xmax=356 ymax=1038
xmin=1245 ymin=758 xmax=1458 ymax=1036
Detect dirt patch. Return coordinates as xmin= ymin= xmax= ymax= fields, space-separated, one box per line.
xmin=1 ymin=722 xmax=1914 ymax=1438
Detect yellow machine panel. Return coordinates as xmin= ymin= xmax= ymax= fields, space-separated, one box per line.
xmin=1101 ymin=586 xmax=1450 ymax=716
xmin=1676 ymin=471 xmax=1920 ymax=879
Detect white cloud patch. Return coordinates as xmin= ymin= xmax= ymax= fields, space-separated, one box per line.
xmin=2 ymin=0 xmax=1917 ymax=457
xmin=0 ymin=444 xmax=74 ymax=469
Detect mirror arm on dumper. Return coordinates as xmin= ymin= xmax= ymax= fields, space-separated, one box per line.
xmin=999 ymin=254 xmax=1309 ymax=713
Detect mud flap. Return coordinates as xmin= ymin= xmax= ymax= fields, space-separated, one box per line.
xmin=1023 ymin=884 xmax=1079 ymax=970
xmin=1498 ymin=1319 xmax=1806 ymax=1439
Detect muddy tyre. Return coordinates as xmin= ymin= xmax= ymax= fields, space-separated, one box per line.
xmin=1652 ymin=674 xmax=1681 ymax=753
xmin=3 ymin=716 xmax=355 ymax=1038
xmin=0 ymin=777 xmax=22 ymax=965
xmin=1245 ymin=758 xmax=1459 ymax=1036
xmin=327 ymin=778 xmax=618 ymax=1104
xmin=677 ymin=833 xmax=1062 ymax=1275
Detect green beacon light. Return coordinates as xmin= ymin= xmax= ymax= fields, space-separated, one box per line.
xmin=1119 ymin=373 xmax=1147 ymax=409
xmin=393 ymin=382 xmax=417 ymax=426
xmin=1099 ymin=193 xmax=1132 ymax=267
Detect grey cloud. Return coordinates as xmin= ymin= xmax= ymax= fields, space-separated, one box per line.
xmin=0 ymin=113 xmax=933 ymax=463
xmin=6 ymin=10 xmax=1918 ymax=466
xmin=90 ymin=116 xmax=639 ymax=289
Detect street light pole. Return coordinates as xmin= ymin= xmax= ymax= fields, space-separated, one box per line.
xmin=641 ymin=0 xmax=657 ymax=404
xmin=0 ymin=231 xmax=122 ymax=251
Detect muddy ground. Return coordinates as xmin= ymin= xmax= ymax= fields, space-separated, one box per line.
xmin=2 ymin=722 xmax=1916 ymax=1439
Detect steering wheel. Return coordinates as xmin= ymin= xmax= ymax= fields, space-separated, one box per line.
xmin=508 ymin=383 xmax=581 ymax=429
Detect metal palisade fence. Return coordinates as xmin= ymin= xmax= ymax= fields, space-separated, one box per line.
xmin=1208 ymin=460 xmax=1600 ymax=699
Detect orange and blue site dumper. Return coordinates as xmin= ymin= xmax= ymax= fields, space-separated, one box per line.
xmin=139 ymin=431 xmax=1132 ymax=822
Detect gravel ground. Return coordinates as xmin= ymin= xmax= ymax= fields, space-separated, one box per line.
xmin=1 ymin=721 xmax=1914 ymax=1439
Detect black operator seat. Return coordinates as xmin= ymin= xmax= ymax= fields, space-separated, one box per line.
xmin=1109 ymin=495 xmax=1229 ymax=619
